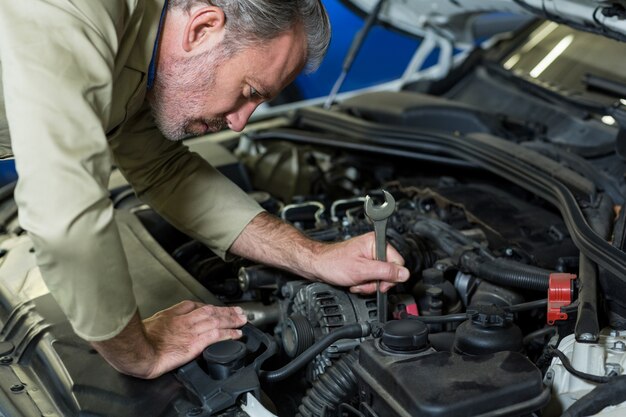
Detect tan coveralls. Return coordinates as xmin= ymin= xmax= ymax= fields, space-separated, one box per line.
xmin=0 ymin=0 xmax=264 ymax=341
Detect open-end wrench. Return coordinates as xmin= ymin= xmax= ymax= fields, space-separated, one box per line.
xmin=364 ymin=190 xmax=396 ymax=324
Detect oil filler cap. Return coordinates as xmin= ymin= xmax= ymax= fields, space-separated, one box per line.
xmin=203 ymin=340 xmax=247 ymax=380
xmin=381 ymin=320 xmax=429 ymax=353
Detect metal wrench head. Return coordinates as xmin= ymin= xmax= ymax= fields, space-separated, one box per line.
xmin=364 ymin=190 xmax=396 ymax=221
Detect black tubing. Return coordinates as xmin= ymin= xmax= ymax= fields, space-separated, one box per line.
xmin=522 ymin=326 xmax=556 ymax=346
xmin=402 ymin=299 xmax=547 ymax=324
xmin=296 ymin=350 xmax=359 ymax=417
xmin=262 ymin=323 xmax=370 ymax=383
xmin=471 ymin=257 xmax=551 ymax=292
xmin=408 ymin=313 xmax=468 ymax=324
xmin=411 ymin=218 xmax=552 ymax=291
xmin=550 ymin=348 xmax=610 ymax=384
xmin=508 ymin=299 xmax=548 ymax=312
xmin=562 ymin=376 xmax=626 ymax=417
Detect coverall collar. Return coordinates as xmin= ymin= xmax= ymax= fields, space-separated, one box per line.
xmin=126 ymin=0 xmax=167 ymax=79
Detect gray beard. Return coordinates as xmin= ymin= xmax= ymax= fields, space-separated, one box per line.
xmin=147 ymin=51 xmax=227 ymax=141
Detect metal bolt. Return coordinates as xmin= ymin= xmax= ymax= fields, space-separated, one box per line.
xmin=505 ymin=248 xmax=514 ymax=257
xmin=186 ymin=408 xmax=203 ymax=417
xmin=614 ymin=341 xmax=626 ymax=351
xmin=10 ymin=384 xmax=24 ymax=392
xmin=605 ymin=363 xmax=622 ymax=376
xmin=0 ymin=356 xmax=12 ymax=364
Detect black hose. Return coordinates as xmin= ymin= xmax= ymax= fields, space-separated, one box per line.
xmin=470 ymin=257 xmax=552 ymax=292
xmin=412 ymin=219 xmax=552 ymax=291
xmin=562 ymin=375 xmax=626 ymax=417
xmin=296 ymin=350 xmax=359 ymax=417
xmin=406 ymin=313 xmax=468 ymax=324
xmin=261 ymin=323 xmax=370 ymax=383
xmin=508 ymin=299 xmax=548 ymax=312
xmin=550 ymin=347 xmax=610 ymax=384
xmin=522 ymin=326 xmax=556 ymax=346
xmin=402 ymin=299 xmax=547 ymax=324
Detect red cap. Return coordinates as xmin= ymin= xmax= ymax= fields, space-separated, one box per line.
xmin=547 ymin=273 xmax=576 ymax=325
xmin=393 ymin=303 xmax=419 ymax=319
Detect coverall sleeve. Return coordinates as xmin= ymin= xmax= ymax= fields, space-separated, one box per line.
xmin=0 ymin=3 xmax=137 ymax=340
xmin=109 ymin=103 xmax=265 ymax=260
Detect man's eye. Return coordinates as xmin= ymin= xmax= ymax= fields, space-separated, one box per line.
xmin=250 ymin=86 xmax=260 ymax=99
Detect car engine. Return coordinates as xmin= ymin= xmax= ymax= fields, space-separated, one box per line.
xmin=108 ymin=99 xmax=617 ymax=416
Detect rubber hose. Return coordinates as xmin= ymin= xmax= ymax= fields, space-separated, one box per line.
xmin=562 ymin=375 xmax=626 ymax=417
xmin=296 ymin=350 xmax=359 ymax=417
xmin=474 ymin=258 xmax=551 ymax=291
xmin=262 ymin=323 xmax=370 ymax=383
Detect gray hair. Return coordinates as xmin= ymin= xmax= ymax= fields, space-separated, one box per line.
xmin=168 ymin=0 xmax=331 ymax=72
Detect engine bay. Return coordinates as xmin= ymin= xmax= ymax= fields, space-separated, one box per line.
xmin=1 ymin=30 xmax=626 ymax=413
xmin=110 ymin=97 xmax=617 ymax=416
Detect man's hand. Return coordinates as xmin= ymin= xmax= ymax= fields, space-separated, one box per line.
xmin=312 ymin=232 xmax=409 ymax=293
xmin=230 ymin=212 xmax=410 ymax=293
xmin=91 ymin=301 xmax=247 ymax=379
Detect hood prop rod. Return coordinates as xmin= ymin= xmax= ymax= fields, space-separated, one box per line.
xmin=323 ymin=0 xmax=387 ymax=109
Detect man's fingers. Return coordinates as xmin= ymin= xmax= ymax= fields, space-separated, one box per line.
xmin=386 ymin=244 xmax=405 ymax=266
xmin=347 ymin=259 xmax=410 ymax=294
xmin=350 ymin=282 xmax=377 ymax=293
xmin=197 ymin=328 xmax=244 ymax=348
xmin=379 ymin=281 xmax=397 ymax=293
xmin=350 ymin=280 xmax=399 ymax=294
xmin=191 ymin=315 xmax=247 ymax=335
xmin=363 ymin=260 xmax=410 ymax=283
xmin=186 ymin=305 xmax=247 ymax=326
xmin=360 ymin=232 xmax=405 ymax=267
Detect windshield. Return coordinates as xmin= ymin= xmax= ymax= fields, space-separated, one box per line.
xmin=501 ymin=21 xmax=626 ymax=106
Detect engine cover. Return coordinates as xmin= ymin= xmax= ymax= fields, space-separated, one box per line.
xmin=353 ymin=339 xmax=549 ymax=417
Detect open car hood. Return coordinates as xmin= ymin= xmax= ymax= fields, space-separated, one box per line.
xmin=344 ymin=0 xmax=626 ymax=44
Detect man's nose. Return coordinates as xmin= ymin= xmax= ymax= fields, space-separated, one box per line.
xmin=226 ymin=102 xmax=259 ymax=132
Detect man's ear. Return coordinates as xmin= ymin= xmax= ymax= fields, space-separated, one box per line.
xmin=182 ymin=6 xmax=226 ymax=53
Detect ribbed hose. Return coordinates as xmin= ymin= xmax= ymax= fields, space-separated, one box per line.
xmin=472 ymin=258 xmax=551 ymax=291
xmin=296 ymin=350 xmax=359 ymax=417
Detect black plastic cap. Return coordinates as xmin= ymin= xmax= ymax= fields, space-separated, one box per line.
xmin=381 ymin=320 xmax=429 ymax=353
xmin=203 ymin=340 xmax=247 ymax=365
xmin=203 ymin=340 xmax=248 ymax=380
xmin=468 ymin=304 xmax=513 ymax=328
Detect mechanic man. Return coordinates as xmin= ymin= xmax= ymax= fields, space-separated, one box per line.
xmin=0 ymin=0 xmax=409 ymax=379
